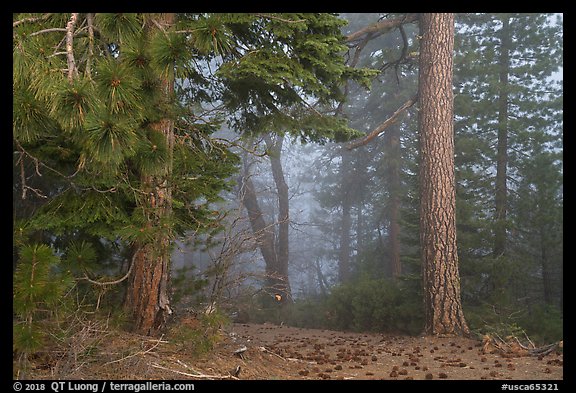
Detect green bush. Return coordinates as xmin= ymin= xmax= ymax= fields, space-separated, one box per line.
xmin=338 ymin=278 xmax=423 ymax=334
xmin=284 ymin=297 xmax=332 ymax=328
xmin=285 ymin=278 xmax=424 ymax=335
xmin=169 ymin=311 xmax=230 ymax=356
xmin=517 ymin=304 xmax=563 ymax=344
xmin=13 ymin=243 xmax=75 ymax=356
xmin=465 ymin=302 xmax=563 ymax=346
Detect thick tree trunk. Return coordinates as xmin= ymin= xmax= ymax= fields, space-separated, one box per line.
xmin=494 ymin=16 xmax=511 ymax=258
xmin=418 ymin=13 xmax=470 ymax=336
xmin=124 ymin=14 xmax=175 ymax=336
xmin=125 ymin=239 xmax=171 ymax=336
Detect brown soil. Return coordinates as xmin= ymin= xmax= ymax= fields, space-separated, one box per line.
xmin=21 ymin=322 xmax=563 ymax=380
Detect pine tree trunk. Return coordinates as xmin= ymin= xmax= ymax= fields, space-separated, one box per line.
xmin=124 ymin=14 xmax=175 ymax=336
xmin=239 ymin=170 xmax=278 ymax=282
xmin=386 ymin=124 xmax=402 ymax=278
xmin=418 ymin=13 xmax=470 ymax=336
xmin=539 ymin=227 xmax=554 ymax=305
xmin=338 ymin=147 xmax=352 ymax=283
xmin=494 ymin=15 xmax=511 ymax=257
xmin=265 ymin=135 xmax=292 ymax=303
xmin=239 ymin=142 xmax=292 ymax=305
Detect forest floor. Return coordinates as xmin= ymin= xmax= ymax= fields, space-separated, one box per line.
xmin=21 ymin=321 xmax=563 ymax=381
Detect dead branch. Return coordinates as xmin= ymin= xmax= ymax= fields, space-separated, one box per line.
xmin=13 ymin=13 xmax=53 ymax=28
xmin=65 ymin=13 xmax=80 ymax=83
xmin=346 ymin=13 xmax=418 ymax=44
xmin=258 ymin=346 xmax=287 ymax=361
xmin=150 ymin=362 xmax=239 ymax=380
xmin=85 ymin=13 xmax=95 ymax=78
xmin=29 ymin=28 xmax=67 ymax=37
xmin=346 ymin=95 xmax=417 ymax=150
xmin=482 ymin=333 xmax=562 ymax=358
xmin=79 ymin=252 xmax=136 ymax=287
xmin=255 ymin=14 xmax=307 ymax=24
xmin=103 ymin=334 xmax=166 ymax=366
xmin=528 ymin=342 xmax=561 ymax=357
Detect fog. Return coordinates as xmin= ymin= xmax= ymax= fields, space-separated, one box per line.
xmin=169 ymin=14 xmax=563 ymax=334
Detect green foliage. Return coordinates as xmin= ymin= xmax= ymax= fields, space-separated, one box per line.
xmin=517 ymin=304 xmax=563 ymax=345
xmin=62 ymin=240 xmax=98 ymax=276
xmin=13 ymin=87 xmax=60 ymax=143
xmin=51 ymin=79 xmax=96 ymax=132
xmin=94 ymin=13 xmax=141 ymax=43
xmin=327 ymin=278 xmax=423 ymax=334
xmin=13 ymin=243 xmax=74 ymax=355
xmin=282 ymin=277 xmax=423 ymax=335
xmin=466 ymin=302 xmax=563 ymax=346
xmin=284 ymin=298 xmax=332 ymax=328
xmin=169 ymin=311 xmax=230 ymax=357
xmin=171 ymin=265 xmax=209 ymax=306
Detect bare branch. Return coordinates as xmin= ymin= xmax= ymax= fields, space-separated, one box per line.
xmin=336 ymin=33 xmax=373 ymax=115
xmin=346 ymin=95 xmax=418 ymax=150
xmin=346 ymin=13 xmax=418 ymax=44
xmin=80 ymin=252 xmax=136 ymax=287
xmin=13 ymin=13 xmax=53 ymax=28
xmin=85 ymin=13 xmax=95 ymax=78
xmin=150 ymin=362 xmax=239 ymax=380
xmin=19 ymin=152 xmax=27 ymax=200
xmin=255 ymin=13 xmax=307 ymax=24
xmin=104 ymin=334 xmax=166 ymax=366
xmin=29 ymin=27 xmax=67 ymax=37
xmin=65 ymin=13 xmax=80 ymax=83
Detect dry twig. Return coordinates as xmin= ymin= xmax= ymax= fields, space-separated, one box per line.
xmin=150 ymin=362 xmax=239 ymax=380
xmin=103 ymin=334 xmax=166 ymax=366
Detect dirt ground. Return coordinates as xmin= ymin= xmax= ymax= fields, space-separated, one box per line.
xmin=22 ymin=321 xmax=563 ymax=381
xmin=220 ymin=323 xmax=563 ymax=380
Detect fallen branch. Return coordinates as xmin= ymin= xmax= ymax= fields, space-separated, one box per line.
xmin=482 ymin=334 xmax=562 ymax=358
xmin=258 ymin=346 xmax=286 ymax=361
xmin=103 ymin=334 xmax=165 ymax=366
xmin=528 ymin=342 xmax=561 ymax=357
xmin=150 ymin=362 xmax=239 ymax=380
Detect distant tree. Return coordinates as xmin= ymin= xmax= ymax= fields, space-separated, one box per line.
xmin=319 ymin=13 xmax=419 ymax=281
xmin=453 ymin=13 xmax=563 ymax=310
xmin=337 ymin=147 xmax=353 ymax=283
xmin=418 ymin=13 xmax=470 ymax=336
xmin=238 ymin=135 xmax=292 ymax=304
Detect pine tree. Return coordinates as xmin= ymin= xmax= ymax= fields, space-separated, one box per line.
xmin=13 ymin=13 xmax=373 ymax=335
xmin=453 ymin=13 xmax=563 ymax=311
xmin=13 ymin=244 xmax=73 ymax=361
